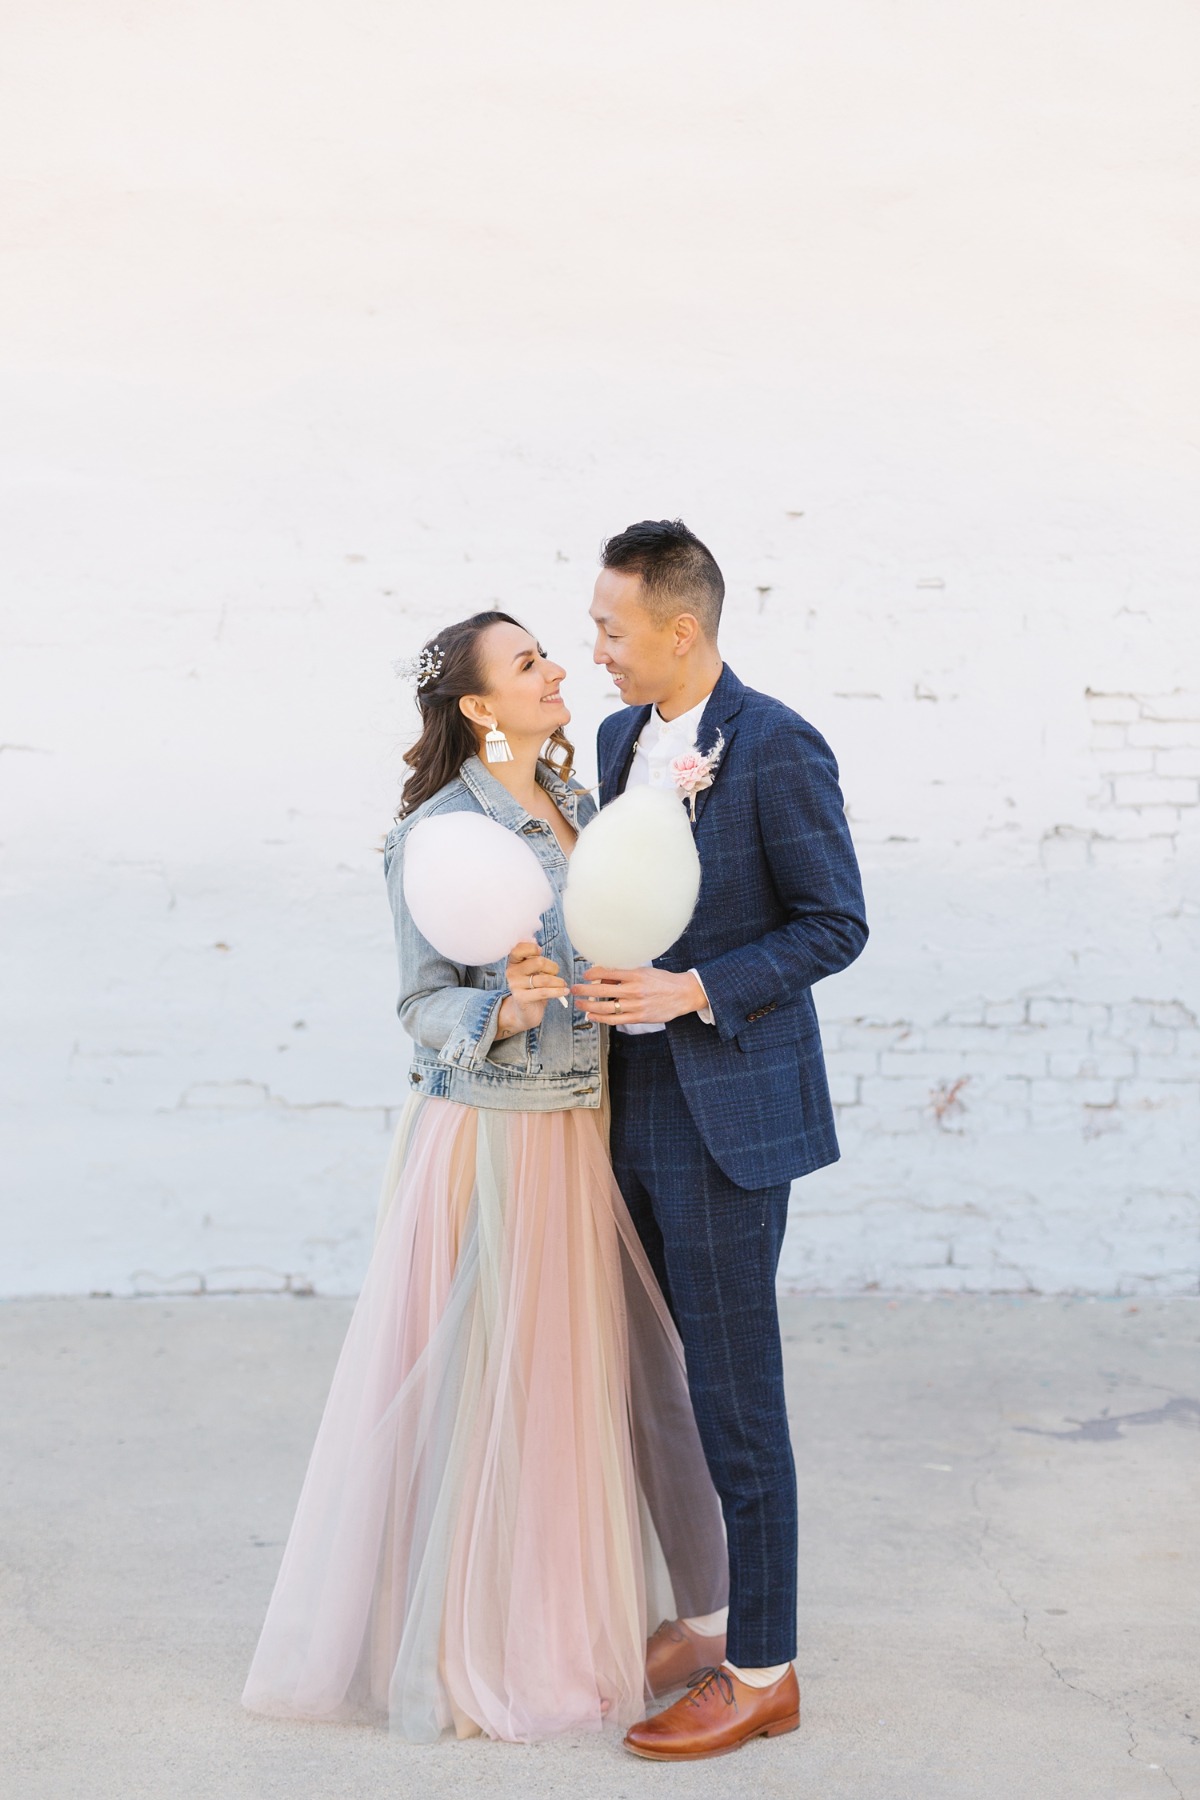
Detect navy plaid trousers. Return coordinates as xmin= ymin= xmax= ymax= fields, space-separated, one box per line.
xmin=609 ymin=1030 xmax=798 ymax=1668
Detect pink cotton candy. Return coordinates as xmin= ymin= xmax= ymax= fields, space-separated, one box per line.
xmin=403 ymin=812 xmax=554 ymax=964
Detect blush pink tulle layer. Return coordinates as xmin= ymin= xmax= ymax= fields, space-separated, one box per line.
xmin=242 ymin=1095 xmax=728 ymax=1743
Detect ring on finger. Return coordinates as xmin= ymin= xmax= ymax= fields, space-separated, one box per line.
xmin=528 ymin=974 xmax=535 ymax=990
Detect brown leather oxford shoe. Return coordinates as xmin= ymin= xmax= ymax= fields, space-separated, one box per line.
xmin=624 ymin=1662 xmax=800 ymax=1760
xmin=644 ymin=1618 xmax=728 ymax=1699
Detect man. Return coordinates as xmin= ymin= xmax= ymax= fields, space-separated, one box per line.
xmin=573 ymin=519 xmax=868 ymax=1761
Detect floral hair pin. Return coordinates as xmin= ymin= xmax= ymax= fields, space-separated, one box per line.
xmin=670 ymin=732 xmax=725 ymax=820
xmin=393 ymin=644 xmax=445 ymax=690
xmin=416 ymin=644 xmax=445 ymax=689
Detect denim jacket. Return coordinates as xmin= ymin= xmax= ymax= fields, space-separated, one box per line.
xmin=382 ymin=756 xmax=604 ymax=1111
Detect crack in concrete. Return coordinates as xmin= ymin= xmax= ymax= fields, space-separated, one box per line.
xmin=1126 ymin=1719 xmax=1189 ymax=1800
xmin=974 ymin=1493 xmax=1107 ymax=1703
xmin=1126 ymin=1730 xmax=1187 ymax=1800
xmin=971 ymin=1478 xmax=1196 ymax=1796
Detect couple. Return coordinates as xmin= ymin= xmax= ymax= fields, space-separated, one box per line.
xmin=242 ymin=519 xmax=868 ymax=1759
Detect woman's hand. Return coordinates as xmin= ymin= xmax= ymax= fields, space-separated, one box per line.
xmin=495 ymin=940 xmax=569 ymax=1038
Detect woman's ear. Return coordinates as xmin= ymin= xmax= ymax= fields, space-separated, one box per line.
xmin=458 ymin=694 xmax=492 ymax=728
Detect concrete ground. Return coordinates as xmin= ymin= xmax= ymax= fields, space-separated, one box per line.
xmin=1 ymin=1295 xmax=1197 ymax=1800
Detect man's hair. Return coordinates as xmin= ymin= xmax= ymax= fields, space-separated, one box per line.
xmin=600 ymin=518 xmax=725 ymax=637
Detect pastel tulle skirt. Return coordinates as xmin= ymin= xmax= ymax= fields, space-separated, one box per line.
xmin=242 ymin=1095 xmax=728 ymax=1742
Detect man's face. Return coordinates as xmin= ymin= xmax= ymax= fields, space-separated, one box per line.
xmin=589 ymin=567 xmax=680 ymax=707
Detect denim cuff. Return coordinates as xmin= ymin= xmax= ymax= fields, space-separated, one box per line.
xmin=436 ymin=988 xmax=507 ymax=1071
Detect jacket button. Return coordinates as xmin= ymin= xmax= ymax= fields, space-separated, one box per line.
xmin=410 ymin=1071 xmax=422 ymax=1084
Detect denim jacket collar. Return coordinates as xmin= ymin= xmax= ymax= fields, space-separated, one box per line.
xmin=458 ymin=756 xmax=590 ymax=831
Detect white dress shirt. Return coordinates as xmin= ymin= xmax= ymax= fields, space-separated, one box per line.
xmin=616 ymin=692 xmax=716 ymax=1035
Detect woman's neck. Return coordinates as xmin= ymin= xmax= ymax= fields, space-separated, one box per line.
xmin=476 ymin=737 xmax=545 ymax=807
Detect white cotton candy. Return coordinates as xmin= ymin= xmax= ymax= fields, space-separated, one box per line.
xmin=403 ymin=812 xmax=554 ymax=964
xmin=563 ymin=786 xmax=701 ymax=966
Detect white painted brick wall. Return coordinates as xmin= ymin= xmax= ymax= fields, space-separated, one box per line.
xmin=2 ymin=2 xmax=1197 ymax=1297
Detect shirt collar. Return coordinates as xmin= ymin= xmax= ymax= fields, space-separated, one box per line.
xmin=646 ymin=691 xmax=712 ymax=748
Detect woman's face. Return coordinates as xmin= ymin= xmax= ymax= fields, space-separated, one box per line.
xmin=467 ymin=622 xmax=570 ymax=745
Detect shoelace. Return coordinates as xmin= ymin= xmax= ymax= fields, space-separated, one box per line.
xmin=686 ymin=1665 xmax=737 ymax=1710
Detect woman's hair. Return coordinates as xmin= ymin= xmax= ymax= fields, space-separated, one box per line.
xmin=398 ymin=610 xmax=575 ymax=816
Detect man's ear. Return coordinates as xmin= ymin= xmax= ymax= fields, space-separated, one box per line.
xmin=673 ymin=613 xmax=701 ymax=656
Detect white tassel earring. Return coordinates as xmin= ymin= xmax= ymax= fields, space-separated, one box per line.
xmin=484 ymin=719 xmax=514 ymax=764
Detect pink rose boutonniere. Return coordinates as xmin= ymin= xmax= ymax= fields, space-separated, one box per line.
xmin=670 ymin=732 xmax=725 ymax=821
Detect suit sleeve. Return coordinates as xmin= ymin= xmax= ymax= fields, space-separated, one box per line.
xmin=694 ymin=714 xmax=868 ymax=1040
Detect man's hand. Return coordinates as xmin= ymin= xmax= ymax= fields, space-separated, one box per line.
xmin=571 ymin=966 xmax=708 ymax=1026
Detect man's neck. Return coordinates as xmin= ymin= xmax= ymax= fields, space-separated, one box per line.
xmin=655 ymin=653 xmax=723 ymax=723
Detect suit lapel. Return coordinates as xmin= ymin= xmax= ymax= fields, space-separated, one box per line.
xmin=602 ymin=703 xmax=650 ymax=802
xmin=689 ymin=664 xmax=745 ymax=827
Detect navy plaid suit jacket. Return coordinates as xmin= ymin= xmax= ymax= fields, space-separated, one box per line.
xmin=598 ymin=663 xmax=868 ymax=1189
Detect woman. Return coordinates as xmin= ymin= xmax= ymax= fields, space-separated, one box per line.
xmin=243 ymin=610 xmax=727 ymax=1743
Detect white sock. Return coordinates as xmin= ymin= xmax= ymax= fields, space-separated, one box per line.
xmin=681 ymin=1606 xmax=728 ymax=1636
xmin=724 ymin=1660 xmax=791 ymax=1688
